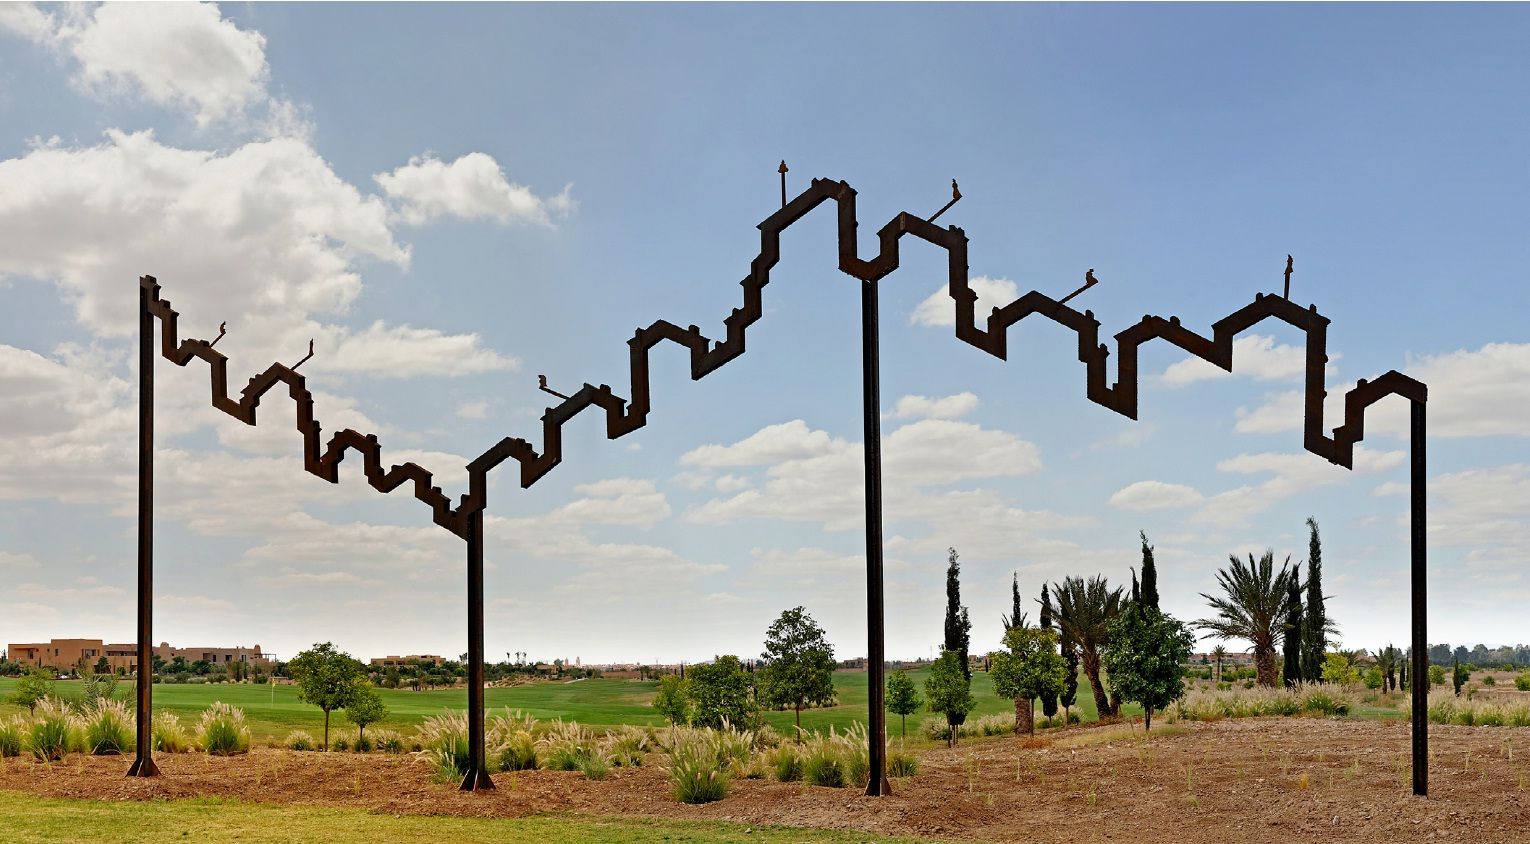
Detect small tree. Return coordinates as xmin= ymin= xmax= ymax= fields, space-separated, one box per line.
xmin=1452 ymin=660 xmax=1469 ymax=697
xmin=1282 ymin=577 xmax=1304 ymax=688
xmin=925 ymin=649 xmax=975 ymax=747
xmin=1038 ymin=584 xmax=1059 ymax=718
xmin=944 ymin=548 xmax=972 ymax=682
xmin=885 ymin=670 xmax=921 ymax=738
xmin=1302 ymin=517 xmax=1330 ymax=683
xmin=1321 ymin=652 xmax=1359 ymax=685
xmin=758 ymin=606 xmax=837 ymax=740
xmin=10 ymin=667 xmax=54 ymax=714
xmin=688 ymin=655 xmax=756 ymax=729
xmin=288 ymin=642 xmax=365 ymax=750
xmin=990 ymin=626 xmax=1066 ymax=735
xmin=1101 ymin=607 xmax=1194 ymax=731
xmin=652 ymin=674 xmax=691 ymax=726
xmin=1427 ymin=664 xmax=1445 ymax=688
xmin=1139 ymin=531 xmax=1160 ymax=610
xmin=343 ymin=682 xmax=388 ymax=741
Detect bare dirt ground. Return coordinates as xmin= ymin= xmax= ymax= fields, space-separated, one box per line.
xmin=4 ymin=718 xmax=1528 ymax=843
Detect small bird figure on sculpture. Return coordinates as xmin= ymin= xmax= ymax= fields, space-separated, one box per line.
xmin=1085 ymin=268 xmax=1098 ymax=287
xmin=538 ymin=374 xmax=570 ymax=401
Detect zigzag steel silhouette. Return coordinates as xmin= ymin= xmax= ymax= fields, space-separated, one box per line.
xmin=142 ymin=176 xmax=1427 ymax=541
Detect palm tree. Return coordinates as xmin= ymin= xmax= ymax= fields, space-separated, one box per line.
xmin=1376 ymin=644 xmax=1402 ymax=692
xmin=1211 ymin=644 xmax=1227 ymax=685
xmin=1196 ymin=551 xmax=1296 ymax=687
xmin=1048 ymin=575 xmax=1124 ymax=717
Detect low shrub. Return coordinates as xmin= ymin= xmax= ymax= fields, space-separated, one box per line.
xmin=285 ymin=730 xmax=315 ymax=751
xmin=331 ymin=736 xmax=350 ymax=752
xmin=198 ymin=702 xmax=251 ymax=755
xmin=29 ymin=699 xmax=78 ymax=761
xmin=1301 ymin=688 xmax=1350 ymax=717
xmin=1516 ymin=673 xmax=1530 ymax=692
xmin=83 ymin=699 xmax=134 ymax=755
xmin=353 ymin=733 xmax=373 ymax=753
xmin=0 ymin=716 xmax=26 ymax=757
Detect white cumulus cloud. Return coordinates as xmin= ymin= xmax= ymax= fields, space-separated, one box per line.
xmin=375 ymin=153 xmax=574 ymax=227
xmin=1109 ymin=480 xmax=1205 ymax=510
xmin=889 ymin=392 xmax=978 ymax=420
xmin=909 ymin=276 xmax=1019 ymax=327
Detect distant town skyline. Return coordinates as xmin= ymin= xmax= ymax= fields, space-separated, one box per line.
xmin=1 ymin=4 xmax=1527 ymax=664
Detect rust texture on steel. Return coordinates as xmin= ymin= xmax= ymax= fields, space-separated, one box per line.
xmin=136 ymin=174 xmax=1429 ymax=795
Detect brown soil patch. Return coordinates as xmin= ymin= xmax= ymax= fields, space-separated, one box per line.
xmin=4 ymin=718 xmax=1529 ymax=843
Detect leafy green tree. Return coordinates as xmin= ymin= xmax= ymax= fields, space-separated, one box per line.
xmin=343 ymin=682 xmax=388 ymax=741
xmin=1139 ymin=531 xmax=1159 ymax=611
xmin=1038 ymin=584 xmax=1058 ymax=718
xmin=1321 ymin=652 xmax=1359 ymax=685
xmin=1427 ymin=664 xmax=1445 ymax=688
xmin=1196 ymin=551 xmax=1296 ymax=687
xmin=1302 ymin=517 xmax=1330 ymax=683
xmin=944 ymin=548 xmax=972 ymax=682
xmin=925 ymin=649 xmax=975 ymax=747
xmin=93 ymin=656 xmax=110 ymax=675
xmin=1049 ymin=575 xmax=1124 ymax=716
xmin=652 ymin=674 xmax=691 ymax=726
xmin=1283 ymin=576 xmax=1304 ymax=688
xmin=1452 ymin=660 xmax=1469 ymax=696
xmin=288 ymin=642 xmax=366 ymax=750
xmin=1363 ymin=666 xmax=1384 ymax=690
xmin=758 ymin=606 xmax=837 ymax=738
xmin=885 ymin=670 xmax=921 ymax=738
xmin=1102 ymin=607 xmax=1194 ymax=732
xmin=688 ymin=655 xmax=756 ymax=729
xmin=1059 ymin=626 xmax=1079 ymax=722
xmin=990 ymin=626 xmax=1066 ymax=735
xmin=10 ymin=667 xmax=54 ymax=714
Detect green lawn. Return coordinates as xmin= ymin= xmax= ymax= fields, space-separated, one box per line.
xmin=0 ymin=668 xmax=1129 ymax=744
xmin=0 ymin=791 xmax=947 ymax=844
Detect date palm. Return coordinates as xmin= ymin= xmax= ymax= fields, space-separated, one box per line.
xmin=1047 ymin=575 xmax=1124 ymax=717
xmin=1211 ymin=644 xmax=1227 ymax=684
xmin=1196 ymin=551 xmax=1295 ymax=688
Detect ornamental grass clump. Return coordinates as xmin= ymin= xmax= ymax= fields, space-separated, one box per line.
xmin=29 ymin=699 xmax=79 ymax=761
xmin=285 ymin=730 xmax=316 ymax=751
xmin=769 ymin=745 xmax=802 ymax=782
xmin=602 ymin=725 xmax=650 ymax=768
xmin=153 ymin=711 xmax=190 ymax=753
xmin=536 ymin=719 xmax=601 ymax=772
xmin=82 ymin=698 xmax=134 ymax=755
xmin=494 ymin=729 xmax=538 ymax=771
xmin=198 ymin=702 xmax=251 ymax=755
xmin=371 ymin=729 xmax=406 ymax=754
xmin=887 ymin=744 xmax=919 ymax=778
xmin=417 ymin=710 xmax=470 ymax=778
xmin=0 ymin=716 xmax=26 ymax=758
xmin=663 ymin=732 xmax=729 ymax=804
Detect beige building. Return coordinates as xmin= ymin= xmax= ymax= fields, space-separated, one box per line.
xmin=8 ymin=639 xmax=139 ymax=673
xmin=7 ymin=638 xmax=271 ymax=673
xmin=370 ymin=654 xmax=445 ymax=668
xmin=155 ymin=642 xmax=272 ymax=668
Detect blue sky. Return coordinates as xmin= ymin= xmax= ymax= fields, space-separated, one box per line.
xmin=0 ymin=3 xmax=1526 ymax=666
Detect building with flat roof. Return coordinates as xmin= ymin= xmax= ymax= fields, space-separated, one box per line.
xmin=370 ymin=654 xmax=446 ymax=668
xmin=7 ymin=638 xmax=272 ymax=673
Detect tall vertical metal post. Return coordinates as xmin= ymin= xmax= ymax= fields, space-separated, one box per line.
xmin=1410 ymin=399 xmax=1427 ymax=796
xmin=861 ymin=278 xmax=888 ymax=797
xmin=461 ymin=509 xmax=494 ymax=790
xmin=127 ymin=281 xmax=160 ymax=778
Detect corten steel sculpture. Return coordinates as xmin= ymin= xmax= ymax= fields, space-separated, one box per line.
xmin=132 ymin=173 xmax=1429 ymax=797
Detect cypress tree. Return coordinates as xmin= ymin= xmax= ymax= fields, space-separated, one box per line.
xmin=1283 ymin=576 xmax=1304 ymax=688
xmin=943 ymin=548 xmax=972 ymax=681
xmin=1130 ymin=569 xmax=1141 ymax=605
xmin=1059 ymin=625 xmax=1079 ymax=723
xmin=1139 ymin=531 xmax=1159 ymax=610
xmin=1039 ymin=584 xmax=1059 ymax=718
xmin=1002 ymin=572 xmax=1027 ymax=631
xmin=1302 ymin=517 xmax=1328 ymax=683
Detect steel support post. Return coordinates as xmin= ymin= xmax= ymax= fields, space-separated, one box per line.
xmin=1410 ymin=400 xmax=1427 ymax=797
xmin=861 ymin=278 xmax=888 ymax=797
xmin=128 ymin=281 xmax=160 ymax=778
xmin=460 ymin=509 xmax=494 ymax=791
